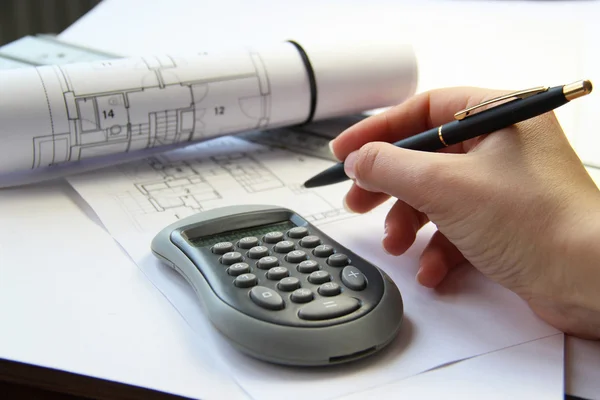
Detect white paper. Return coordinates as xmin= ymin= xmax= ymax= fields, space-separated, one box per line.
xmin=0 ymin=40 xmax=416 ymax=177
xmin=566 ymin=336 xmax=600 ymax=400
xmin=341 ymin=334 xmax=564 ymax=400
xmin=0 ymin=181 xmax=248 ymax=400
xmin=0 ymin=35 xmax=370 ymax=187
xmin=67 ymin=136 xmax=559 ymax=400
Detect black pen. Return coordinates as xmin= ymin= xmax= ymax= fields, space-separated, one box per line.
xmin=303 ymin=80 xmax=593 ymax=188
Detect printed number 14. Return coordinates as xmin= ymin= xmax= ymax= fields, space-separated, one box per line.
xmin=103 ymin=109 xmax=115 ymax=118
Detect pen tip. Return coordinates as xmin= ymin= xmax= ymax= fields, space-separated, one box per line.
xmin=302 ymin=180 xmax=316 ymax=189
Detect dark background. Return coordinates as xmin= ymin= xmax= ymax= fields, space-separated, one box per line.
xmin=0 ymin=0 xmax=100 ymax=45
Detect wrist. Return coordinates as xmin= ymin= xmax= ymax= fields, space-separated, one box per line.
xmin=528 ymin=198 xmax=600 ymax=338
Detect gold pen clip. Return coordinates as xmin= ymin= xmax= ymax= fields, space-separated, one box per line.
xmin=454 ymin=86 xmax=549 ymax=121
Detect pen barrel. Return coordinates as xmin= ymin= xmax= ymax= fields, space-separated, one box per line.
xmin=442 ymin=86 xmax=568 ymax=145
xmin=392 ymin=127 xmax=443 ymax=151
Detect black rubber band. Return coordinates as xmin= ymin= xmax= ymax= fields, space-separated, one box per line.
xmin=287 ymin=40 xmax=318 ymax=125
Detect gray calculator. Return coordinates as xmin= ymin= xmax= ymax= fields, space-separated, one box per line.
xmin=151 ymin=204 xmax=403 ymax=366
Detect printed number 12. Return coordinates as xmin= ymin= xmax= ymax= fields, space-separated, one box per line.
xmin=214 ymin=106 xmax=225 ymax=115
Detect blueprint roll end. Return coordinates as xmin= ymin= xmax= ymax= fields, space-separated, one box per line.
xmin=297 ymin=39 xmax=418 ymax=121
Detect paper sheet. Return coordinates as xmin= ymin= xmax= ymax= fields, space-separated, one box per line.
xmin=0 ymin=39 xmax=416 ymax=177
xmin=67 ymin=136 xmax=559 ymax=400
xmin=342 ymin=334 xmax=564 ymax=400
xmin=0 ymin=36 xmax=369 ymax=187
xmin=0 ymin=181 xmax=248 ymax=400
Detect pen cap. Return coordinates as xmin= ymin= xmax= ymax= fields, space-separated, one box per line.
xmin=301 ymin=39 xmax=418 ymax=120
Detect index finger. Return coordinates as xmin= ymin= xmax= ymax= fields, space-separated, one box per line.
xmin=331 ymin=86 xmax=508 ymax=160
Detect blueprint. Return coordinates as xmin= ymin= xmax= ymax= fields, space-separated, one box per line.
xmin=0 ymin=36 xmax=367 ymax=164
xmin=0 ymin=39 xmax=417 ymax=177
xmin=0 ymin=36 xmax=371 ymax=188
xmin=68 ymin=135 xmax=353 ymax=235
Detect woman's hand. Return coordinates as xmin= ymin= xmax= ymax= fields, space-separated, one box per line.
xmin=331 ymin=87 xmax=600 ymax=339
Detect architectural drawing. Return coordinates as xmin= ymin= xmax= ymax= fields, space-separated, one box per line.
xmin=98 ymin=140 xmax=352 ymax=232
xmin=1 ymin=40 xmax=417 ymax=176
xmin=1 ymin=44 xmax=317 ymax=176
xmin=29 ymin=53 xmax=271 ymax=169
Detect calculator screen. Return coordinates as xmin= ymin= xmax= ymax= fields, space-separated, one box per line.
xmin=189 ymin=220 xmax=297 ymax=247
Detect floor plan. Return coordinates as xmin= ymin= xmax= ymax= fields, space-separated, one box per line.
xmin=32 ymin=52 xmax=270 ymax=168
xmin=0 ymin=43 xmax=315 ymax=175
xmin=68 ymin=136 xmax=354 ymax=234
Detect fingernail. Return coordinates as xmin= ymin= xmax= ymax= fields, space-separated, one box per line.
xmin=328 ymin=140 xmax=341 ymax=161
xmin=415 ymin=267 xmax=424 ymax=285
xmin=381 ymin=225 xmax=392 ymax=255
xmin=344 ymin=151 xmax=358 ymax=180
xmin=342 ymin=194 xmax=355 ymax=213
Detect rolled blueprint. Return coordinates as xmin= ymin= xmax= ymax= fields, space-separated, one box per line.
xmin=0 ymin=40 xmax=417 ymax=175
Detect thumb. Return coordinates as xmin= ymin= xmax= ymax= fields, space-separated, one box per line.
xmin=344 ymin=141 xmax=471 ymax=213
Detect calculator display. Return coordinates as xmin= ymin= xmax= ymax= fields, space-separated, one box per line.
xmin=189 ymin=220 xmax=297 ymax=247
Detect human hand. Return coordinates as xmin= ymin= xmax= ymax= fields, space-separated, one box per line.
xmin=330 ymin=87 xmax=600 ymax=339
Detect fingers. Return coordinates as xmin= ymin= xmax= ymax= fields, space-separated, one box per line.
xmin=417 ymin=230 xmax=466 ymax=288
xmin=330 ymin=87 xmax=507 ymax=160
xmin=344 ymin=141 xmax=469 ymax=212
xmin=383 ymin=199 xmax=429 ymax=256
xmin=343 ymin=183 xmax=390 ymax=214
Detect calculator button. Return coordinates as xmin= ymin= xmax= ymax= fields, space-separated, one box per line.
xmin=285 ymin=250 xmax=307 ymax=263
xmin=257 ymin=256 xmax=279 ymax=270
xmin=227 ymin=262 xmax=250 ymax=276
xmin=308 ymin=270 xmax=331 ymax=284
xmin=221 ymin=251 xmax=243 ymax=265
xmin=298 ymin=297 xmax=360 ymax=320
xmin=250 ymin=286 xmax=284 ymax=310
xmin=341 ymin=266 xmax=366 ymax=291
xmin=234 ymin=273 xmax=258 ymax=288
xmin=267 ymin=266 xmax=289 ymax=280
xmin=318 ymin=282 xmax=341 ymax=296
xmin=212 ymin=242 xmax=234 ymax=254
xmin=278 ymin=277 xmax=300 ymax=291
xmin=299 ymin=235 xmax=321 ymax=248
xmin=297 ymin=260 xmax=319 ymax=273
xmin=313 ymin=244 xmax=334 ymax=258
xmin=287 ymin=226 xmax=309 ymax=238
xmin=238 ymin=236 xmax=259 ymax=249
xmin=273 ymin=240 xmax=295 ymax=253
xmin=263 ymin=231 xmax=284 ymax=244
xmin=327 ymin=253 xmax=350 ymax=267
xmin=290 ymin=288 xmax=314 ymax=303
xmin=247 ymin=246 xmax=269 ymax=259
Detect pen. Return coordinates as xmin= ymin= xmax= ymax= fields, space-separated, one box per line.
xmin=302 ymin=80 xmax=593 ymax=188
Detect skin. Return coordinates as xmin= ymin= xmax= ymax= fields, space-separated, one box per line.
xmin=330 ymin=87 xmax=600 ymax=339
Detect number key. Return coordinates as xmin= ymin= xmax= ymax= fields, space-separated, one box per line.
xmin=221 ymin=251 xmax=243 ymax=265
xmin=308 ymin=270 xmax=331 ymax=284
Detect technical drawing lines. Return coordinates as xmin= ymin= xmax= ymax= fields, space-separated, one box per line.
xmin=303 ymin=207 xmax=350 ymax=224
xmin=134 ymin=175 xmax=221 ymax=213
xmin=287 ymin=183 xmax=352 ymax=224
xmin=212 ymin=152 xmax=284 ymax=193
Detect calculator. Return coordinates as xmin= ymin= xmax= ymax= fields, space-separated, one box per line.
xmin=151 ymin=204 xmax=404 ymax=366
